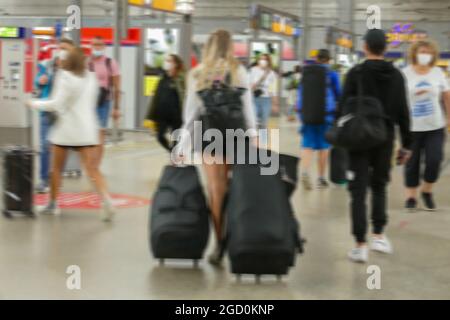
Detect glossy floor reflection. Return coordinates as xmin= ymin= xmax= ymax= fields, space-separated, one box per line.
xmin=1 ymin=123 xmax=450 ymax=300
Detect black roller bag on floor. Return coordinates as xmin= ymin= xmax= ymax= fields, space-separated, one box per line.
xmin=225 ymin=152 xmax=301 ymax=276
xmin=150 ymin=165 xmax=210 ymax=262
xmin=2 ymin=146 xmax=34 ymax=218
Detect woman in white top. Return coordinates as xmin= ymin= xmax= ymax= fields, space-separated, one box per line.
xmin=402 ymin=40 xmax=450 ymax=211
xmin=176 ymin=29 xmax=257 ymax=265
xmin=250 ymin=54 xmax=279 ymax=144
xmin=27 ymin=48 xmax=116 ymax=222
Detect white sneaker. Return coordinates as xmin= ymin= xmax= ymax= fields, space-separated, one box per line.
xmin=39 ymin=205 xmax=61 ymax=216
xmin=301 ymin=174 xmax=313 ymax=190
xmin=101 ymin=201 xmax=116 ymax=222
xmin=370 ymin=235 xmax=393 ymax=254
xmin=348 ymin=247 xmax=369 ymax=263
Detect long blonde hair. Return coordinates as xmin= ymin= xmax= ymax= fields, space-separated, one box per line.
xmin=193 ymin=29 xmax=240 ymax=90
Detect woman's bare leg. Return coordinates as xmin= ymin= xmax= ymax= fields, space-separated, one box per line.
xmin=78 ymin=146 xmax=109 ymax=196
xmin=203 ymin=160 xmax=229 ymax=242
xmin=78 ymin=146 xmax=115 ymax=221
xmin=49 ymin=145 xmax=68 ymax=202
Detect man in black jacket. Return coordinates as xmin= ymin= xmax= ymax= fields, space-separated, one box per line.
xmin=339 ymin=29 xmax=412 ymax=263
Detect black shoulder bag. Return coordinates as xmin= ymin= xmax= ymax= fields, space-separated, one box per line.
xmin=90 ymin=57 xmax=113 ymax=107
xmin=325 ymin=66 xmax=389 ymax=151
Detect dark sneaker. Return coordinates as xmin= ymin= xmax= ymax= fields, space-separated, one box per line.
xmin=421 ymin=192 xmax=436 ymax=211
xmin=318 ymin=178 xmax=329 ymax=189
xmin=405 ymin=198 xmax=417 ymax=212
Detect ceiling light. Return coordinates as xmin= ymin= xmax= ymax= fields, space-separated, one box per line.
xmin=176 ymin=0 xmax=195 ymax=14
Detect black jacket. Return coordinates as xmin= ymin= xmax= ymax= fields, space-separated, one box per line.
xmin=339 ymin=60 xmax=412 ymax=149
xmin=146 ymin=72 xmax=185 ymax=123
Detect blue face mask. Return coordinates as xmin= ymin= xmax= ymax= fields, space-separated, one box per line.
xmin=92 ymin=50 xmax=104 ymax=57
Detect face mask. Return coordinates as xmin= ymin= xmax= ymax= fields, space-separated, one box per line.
xmin=417 ymin=53 xmax=432 ymax=66
xmin=58 ymin=50 xmax=68 ymax=61
xmin=92 ymin=50 xmax=104 ymax=58
xmin=163 ymin=61 xmax=173 ymax=72
xmin=259 ymin=60 xmax=268 ymax=68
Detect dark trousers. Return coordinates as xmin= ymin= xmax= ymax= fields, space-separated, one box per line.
xmin=157 ymin=119 xmax=182 ymax=152
xmin=405 ymin=128 xmax=445 ymax=188
xmin=348 ymin=141 xmax=393 ymax=243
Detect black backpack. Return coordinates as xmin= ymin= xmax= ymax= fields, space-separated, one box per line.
xmin=326 ymin=66 xmax=388 ymax=151
xmin=197 ymin=74 xmax=247 ymax=136
xmin=301 ymin=65 xmax=327 ymax=125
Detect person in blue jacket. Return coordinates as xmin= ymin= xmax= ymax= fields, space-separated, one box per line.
xmin=34 ymin=38 xmax=74 ymax=193
xmin=297 ymin=49 xmax=341 ymax=190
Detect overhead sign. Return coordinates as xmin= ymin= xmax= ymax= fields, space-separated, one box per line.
xmin=128 ymin=0 xmax=176 ymax=12
xmin=326 ymin=27 xmax=353 ymax=49
xmin=250 ymin=4 xmax=301 ymax=38
xmin=0 ymin=27 xmax=25 ymax=39
xmin=387 ymin=23 xmax=427 ymax=48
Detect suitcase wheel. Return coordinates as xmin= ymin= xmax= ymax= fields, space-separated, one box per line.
xmin=159 ymin=259 xmax=165 ymax=267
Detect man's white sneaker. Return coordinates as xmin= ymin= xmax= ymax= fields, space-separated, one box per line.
xmin=348 ymin=247 xmax=369 ymax=263
xmin=101 ymin=201 xmax=116 ymax=222
xmin=370 ymin=235 xmax=393 ymax=254
xmin=39 ymin=205 xmax=61 ymax=216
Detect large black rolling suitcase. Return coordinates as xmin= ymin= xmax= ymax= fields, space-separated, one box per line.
xmin=2 ymin=146 xmax=34 ymax=218
xmin=225 ymin=161 xmax=299 ymax=278
xmin=329 ymin=147 xmax=348 ymax=185
xmin=150 ymin=165 xmax=210 ymax=265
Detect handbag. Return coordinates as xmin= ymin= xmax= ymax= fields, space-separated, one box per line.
xmin=253 ymin=70 xmax=270 ymax=98
xmin=326 ymin=66 xmax=389 ymax=151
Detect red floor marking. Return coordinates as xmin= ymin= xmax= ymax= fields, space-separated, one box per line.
xmin=34 ymin=192 xmax=150 ymax=210
xmin=398 ymin=220 xmax=410 ymax=229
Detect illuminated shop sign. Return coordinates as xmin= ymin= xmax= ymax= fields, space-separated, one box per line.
xmin=128 ymin=0 xmax=176 ymax=12
xmin=251 ymin=5 xmax=301 ymax=38
xmin=387 ymin=23 xmax=427 ymax=48
xmin=326 ymin=27 xmax=353 ymax=49
xmin=0 ymin=27 xmax=26 ymax=39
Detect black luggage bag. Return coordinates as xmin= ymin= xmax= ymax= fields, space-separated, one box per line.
xmin=329 ymin=147 xmax=348 ymax=185
xmin=301 ymin=65 xmax=327 ymax=125
xmin=150 ymin=166 xmax=210 ymax=264
xmin=2 ymin=146 xmax=34 ymax=217
xmin=225 ymin=161 xmax=299 ymax=277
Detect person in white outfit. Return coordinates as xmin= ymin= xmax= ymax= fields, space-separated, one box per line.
xmin=402 ymin=40 xmax=450 ymax=212
xmin=175 ymin=29 xmax=257 ymax=266
xmin=250 ymin=54 xmax=279 ymax=145
xmin=27 ymin=47 xmax=116 ymax=222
